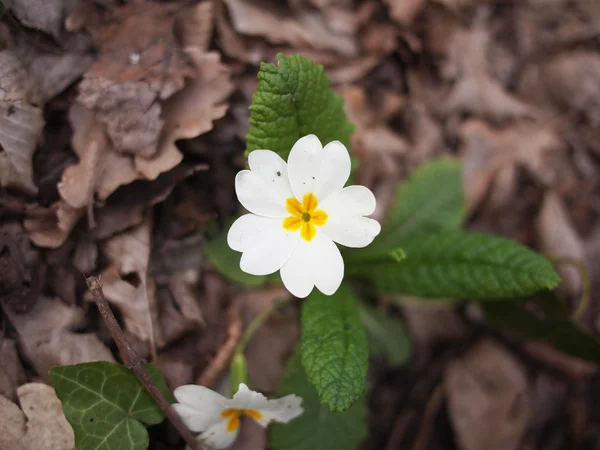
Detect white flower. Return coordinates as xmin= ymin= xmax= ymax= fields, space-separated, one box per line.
xmin=227 ymin=134 xmax=381 ymax=298
xmin=173 ymin=383 xmax=303 ymax=450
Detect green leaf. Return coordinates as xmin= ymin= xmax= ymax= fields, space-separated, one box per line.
xmin=483 ymin=295 xmax=600 ymax=363
xmin=352 ymin=230 xmax=561 ymax=299
xmin=270 ymin=350 xmax=367 ymax=450
xmin=371 ymin=158 xmax=466 ymax=251
xmin=49 ymin=362 xmax=171 ymax=450
xmin=358 ymin=302 xmax=411 ymax=367
xmin=301 ymin=284 xmax=368 ymax=411
xmin=245 ymin=53 xmax=354 ymax=160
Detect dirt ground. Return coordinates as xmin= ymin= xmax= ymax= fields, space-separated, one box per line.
xmin=1 ymin=0 xmax=600 ymax=449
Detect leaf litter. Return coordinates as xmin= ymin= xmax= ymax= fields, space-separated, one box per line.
xmin=1 ymin=0 xmax=600 ymax=449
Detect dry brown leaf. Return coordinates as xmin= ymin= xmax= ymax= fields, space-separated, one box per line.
xmin=385 ymin=0 xmax=426 ymax=25
xmin=223 ymin=0 xmax=357 ymax=56
xmin=2 ymin=0 xmax=70 ymax=37
xmin=536 ymin=192 xmax=585 ymax=298
xmin=4 ymin=297 xmax=115 ymax=381
xmin=0 ymin=339 xmax=26 ymax=402
xmin=75 ymin=1 xmax=195 ymax=158
xmin=23 ymin=200 xmax=83 ymax=249
xmin=0 ymin=49 xmax=44 ymax=195
xmin=99 ymin=220 xmax=163 ymax=345
xmin=442 ymin=27 xmax=534 ymax=120
xmin=459 ymin=119 xmax=565 ymax=210
xmin=0 ymin=383 xmax=75 ymax=450
xmin=445 ymin=339 xmax=530 ymax=450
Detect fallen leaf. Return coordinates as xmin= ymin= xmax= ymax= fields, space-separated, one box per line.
xmin=2 ymin=0 xmax=68 ymax=37
xmin=3 ymin=297 xmax=115 ymax=380
xmin=442 ymin=27 xmax=534 ymax=120
xmin=385 ymin=0 xmax=426 ymax=25
xmin=459 ymin=119 xmax=565 ymax=210
xmin=98 ymin=220 xmax=164 ymax=346
xmin=0 ymin=49 xmax=44 ymax=195
xmin=445 ymin=339 xmax=530 ymax=450
xmin=536 ymin=192 xmax=585 ymax=299
xmin=0 ymin=383 xmax=75 ymax=450
xmin=23 ymin=200 xmax=83 ymax=249
xmin=0 ymin=338 xmax=26 ymax=401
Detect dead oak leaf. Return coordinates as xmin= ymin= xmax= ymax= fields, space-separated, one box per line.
xmin=3 ymin=297 xmax=115 ymax=381
xmin=445 ymin=339 xmax=530 ymax=450
xmin=0 ymin=50 xmax=44 ymax=195
xmin=23 ymin=200 xmax=83 ymax=249
xmin=0 ymin=383 xmax=75 ymax=450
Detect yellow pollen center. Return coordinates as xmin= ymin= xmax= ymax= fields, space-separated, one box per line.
xmin=282 ymin=193 xmax=328 ymax=241
xmin=221 ymin=408 xmax=263 ymax=433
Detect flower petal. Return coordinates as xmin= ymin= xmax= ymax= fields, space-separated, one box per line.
xmin=228 ymin=214 xmax=299 ymax=276
xmin=250 ymin=394 xmax=304 ymax=427
xmin=235 ymin=150 xmax=294 ymax=217
xmin=287 ymin=135 xmax=351 ymax=201
xmin=280 ymin=232 xmax=344 ymax=298
xmin=172 ymin=385 xmax=228 ymax=432
xmin=227 ymin=383 xmax=270 ymax=410
xmin=322 ymin=216 xmax=381 ymax=248
xmin=318 ymin=185 xmax=377 ymax=217
xmin=199 ymin=419 xmax=238 ymax=450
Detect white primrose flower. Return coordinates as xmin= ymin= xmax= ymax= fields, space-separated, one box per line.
xmin=173 ymin=383 xmax=303 ymax=450
xmin=227 ymin=134 xmax=381 ymax=298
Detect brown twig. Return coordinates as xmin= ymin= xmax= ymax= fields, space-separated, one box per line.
xmin=86 ymin=275 xmax=202 ymax=450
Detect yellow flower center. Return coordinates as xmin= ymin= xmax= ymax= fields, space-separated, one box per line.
xmin=221 ymin=408 xmax=263 ymax=433
xmin=282 ymin=193 xmax=328 ymax=241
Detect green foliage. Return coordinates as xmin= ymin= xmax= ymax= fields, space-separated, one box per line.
xmin=49 ymin=362 xmax=171 ymax=450
xmin=372 ymin=158 xmax=466 ymax=250
xmin=483 ymin=293 xmax=600 ymax=362
xmin=270 ymin=350 xmax=367 ymax=450
xmin=353 ymin=230 xmax=560 ymax=299
xmin=358 ymin=302 xmax=411 ymax=367
xmin=301 ymin=284 xmax=368 ymax=411
xmin=245 ymin=53 xmax=354 ymax=160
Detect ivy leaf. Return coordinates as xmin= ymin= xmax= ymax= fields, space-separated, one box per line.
xmin=483 ymin=294 xmax=600 ymax=363
xmin=245 ymin=53 xmax=354 ymax=160
xmin=270 ymin=350 xmax=367 ymax=450
xmin=358 ymin=302 xmax=411 ymax=367
xmin=352 ymin=230 xmax=560 ymax=299
xmin=301 ymin=284 xmax=368 ymax=411
xmin=371 ymin=158 xmax=466 ymax=251
xmin=49 ymin=362 xmax=171 ymax=450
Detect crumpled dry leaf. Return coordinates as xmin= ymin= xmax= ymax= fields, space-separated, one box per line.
xmin=3 ymin=0 xmax=72 ymax=38
xmin=385 ymin=0 xmax=426 ymax=25
xmin=442 ymin=27 xmax=534 ymax=120
xmin=23 ymin=200 xmax=83 ymax=249
xmin=58 ymin=104 xmax=138 ymax=209
xmin=0 ymin=383 xmax=75 ymax=450
xmin=4 ymin=297 xmax=115 ymax=380
xmin=98 ymin=219 xmax=163 ymax=346
xmin=445 ymin=339 xmax=530 ymax=450
xmin=0 ymin=49 xmax=44 ymax=195
xmin=0 ymin=338 xmax=26 ymax=402
xmin=223 ymin=0 xmax=358 ymax=56
xmin=536 ymin=192 xmax=585 ymax=298
xmin=74 ymin=1 xmax=194 ymax=158
xmin=460 ymin=119 xmax=565 ymax=210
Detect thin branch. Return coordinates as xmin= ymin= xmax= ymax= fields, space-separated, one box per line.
xmin=86 ymin=276 xmax=202 ymax=450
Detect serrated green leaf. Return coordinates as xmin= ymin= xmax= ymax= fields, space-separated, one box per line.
xmin=49 ymin=362 xmax=171 ymax=450
xmin=352 ymin=230 xmax=560 ymax=299
xmin=270 ymin=350 xmax=367 ymax=450
xmin=371 ymin=158 xmax=466 ymax=251
xmin=301 ymin=284 xmax=368 ymax=411
xmin=358 ymin=302 xmax=411 ymax=367
xmin=245 ymin=53 xmax=354 ymax=160
xmin=483 ymin=295 xmax=600 ymax=362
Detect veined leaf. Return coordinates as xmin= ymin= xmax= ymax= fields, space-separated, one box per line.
xmin=358 ymin=302 xmax=411 ymax=367
xmin=372 ymin=158 xmax=466 ymax=250
xmin=245 ymin=53 xmax=354 ymax=160
xmin=49 ymin=362 xmax=171 ymax=450
xmin=301 ymin=284 xmax=368 ymax=411
xmin=270 ymin=350 xmax=367 ymax=450
xmin=352 ymin=230 xmax=560 ymax=299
